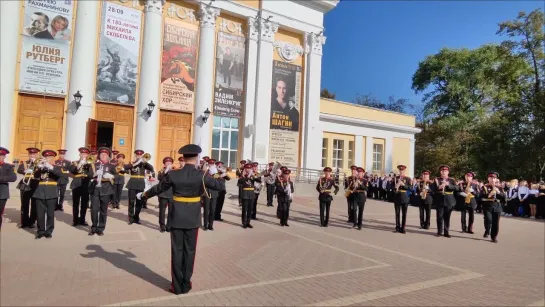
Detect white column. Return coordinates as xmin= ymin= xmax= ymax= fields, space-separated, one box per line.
xmin=354 ymin=135 xmax=363 ymax=167
xmin=302 ymin=32 xmax=326 ymax=170
xmin=192 ymin=3 xmax=220 ymax=155
xmin=64 ymin=0 xmax=100 ymax=161
xmin=241 ymin=17 xmax=259 ymax=160
xmin=251 ymin=18 xmax=278 ymax=163
xmin=409 ymin=138 xmax=416 ymax=178
xmin=0 ymin=1 xmax=21 ymax=154
xmin=134 ymin=0 xmax=164 ymax=157
xmin=365 ymin=136 xmax=373 ymax=172
xmin=385 ymin=136 xmax=393 ymax=174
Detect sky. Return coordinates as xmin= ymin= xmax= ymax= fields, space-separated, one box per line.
xmin=321 ymin=0 xmax=544 ymax=107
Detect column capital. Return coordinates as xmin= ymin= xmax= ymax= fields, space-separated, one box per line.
xmin=305 ymin=32 xmax=326 ymax=55
xmin=247 ymin=17 xmax=259 ymax=41
xmin=144 ymin=0 xmax=165 ymax=14
xmin=258 ymin=19 xmax=278 ymax=43
xmin=197 ymin=2 xmax=220 ymax=29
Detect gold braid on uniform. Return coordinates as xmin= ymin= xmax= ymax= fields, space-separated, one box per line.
xmin=202 ymin=172 xmax=211 ymax=199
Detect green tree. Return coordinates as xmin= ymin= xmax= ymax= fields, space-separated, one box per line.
xmin=320 ymin=88 xmax=336 ymax=99
xmin=352 ymin=93 xmax=414 ymax=114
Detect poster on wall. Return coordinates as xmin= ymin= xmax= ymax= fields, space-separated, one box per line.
xmin=95 ymin=2 xmax=142 ymax=105
xmin=19 ymin=0 xmax=74 ymax=95
xmin=212 ymin=32 xmax=246 ymax=118
xmin=269 ymin=60 xmax=302 ymax=166
xmin=160 ymin=19 xmax=198 ymax=112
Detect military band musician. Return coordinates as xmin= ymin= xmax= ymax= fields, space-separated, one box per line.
xmin=316 ymin=167 xmax=339 ymax=227
xmin=416 ymin=170 xmax=433 ymax=230
xmin=275 ymin=169 xmax=294 ymax=226
xmin=432 ymin=165 xmax=460 ymax=238
xmin=16 ymin=147 xmax=40 ymax=228
xmin=69 ymin=147 xmax=93 ymax=226
xmin=0 ymin=147 xmax=17 ymax=230
xmin=54 ymin=149 xmax=71 ymax=211
xmin=458 ymin=171 xmax=479 ymax=234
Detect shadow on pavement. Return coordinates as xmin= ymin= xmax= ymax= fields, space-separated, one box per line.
xmin=80 ymin=244 xmax=171 ymax=290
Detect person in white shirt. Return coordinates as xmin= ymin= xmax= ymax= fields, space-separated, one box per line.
xmin=517 ymin=181 xmax=529 ymax=217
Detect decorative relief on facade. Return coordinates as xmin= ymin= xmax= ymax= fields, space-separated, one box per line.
xmin=273 ymin=41 xmax=304 ymax=63
xmin=197 ymin=3 xmax=220 ymax=29
xmin=247 ymin=17 xmax=259 ymax=41
xmin=144 ymin=0 xmax=165 ymax=13
xmin=218 ymin=19 xmax=243 ymax=36
xmin=306 ymin=32 xmax=326 ymax=55
xmin=258 ymin=19 xmax=278 ymax=43
xmin=166 ymin=3 xmax=196 ymax=23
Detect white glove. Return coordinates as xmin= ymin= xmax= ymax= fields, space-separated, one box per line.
xmin=136 ymin=192 xmax=143 ymax=200
xmin=96 ymin=169 xmax=104 ymax=176
xmin=459 ymin=192 xmax=467 ymax=197
xmin=25 ymin=169 xmax=33 ymax=174
xmin=103 ymin=173 xmax=114 ymax=179
xmin=208 ymin=167 xmax=218 ymax=175
xmin=220 ymin=172 xmax=228 ymax=178
xmin=470 ymin=187 xmax=474 ymax=193
xmin=45 ymin=162 xmax=54 ymax=170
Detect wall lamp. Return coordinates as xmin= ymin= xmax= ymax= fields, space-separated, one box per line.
xmin=73 ymin=90 xmax=83 ymax=111
xmin=202 ymin=108 xmax=211 ymax=123
xmin=147 ymin=100 xmax=155 ymax=116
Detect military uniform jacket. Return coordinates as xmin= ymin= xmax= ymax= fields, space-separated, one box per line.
xmin=32 ymin=166 xmax=63 ymax=200
xmin=344 ymin=176 xmax=357 ymax=200
xmin=0 ymin=162 xmax=17 ymax=199
xmin=204 ymin=171 xmax=230 ymax=199
xmin=353 ymin=177 xmax=370 ymax=202
xmin=69 ymin=160 xmax=93 ymax=190
xmin=416 ymin=180 xmax=434 ymax=205
xmin=431 ymin=178 xmax=459 ymax=208
xmin=316 ymin=177 xmax=339 ymax=201
xmin=124 ymin=162 xmax=155 ymax=191
xmin=236 ymin=167 xmax=244 ymax=179
xmin=393 ymin=176 xmax=412 ymax=204
xmin=480 ymin=184 xmax=504 ymax=212
xmin=90 ymin=161 xmax=118 ymax=196
xmin=144 ymin=164 xmax=226 ymax=229
xmin=157 ymin=168 xmax=173 ymax=199
xmin=16 ymin=160 xmax=40 ymax=191
xmin=458 ymin=182 xmax=479 ymax=209
xmin=275 ymin=179 xmax=294 ymax=203
xmin=238 ymin=175 xmax=260 ymax=200
xmin=54 ymin=159 xmax=71 ymax=185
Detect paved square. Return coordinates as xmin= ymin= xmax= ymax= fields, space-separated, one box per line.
xmin=1 ymin=182 xmax=543 ymax=306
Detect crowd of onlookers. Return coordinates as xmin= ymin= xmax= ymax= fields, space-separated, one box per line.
xmin=338 ymin=172 xmax=545 ymax=219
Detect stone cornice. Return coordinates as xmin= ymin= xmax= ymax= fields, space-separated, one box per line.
xmin=197 ymin=2 xmax=220 ymax=29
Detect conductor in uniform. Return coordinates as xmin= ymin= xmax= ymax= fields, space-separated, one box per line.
xmin=139 ymin=144 xmax=225 ymax=295
xmin=0 ymin=147 xmax=17 ymax=229
xmin=393 ymin=165 xmax=411 ymax=233
xmin=432 ymin=165 xmax=459 ymax=238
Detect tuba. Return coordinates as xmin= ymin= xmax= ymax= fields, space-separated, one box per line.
xmin=266 ymin=161 xmax=281 ymax=185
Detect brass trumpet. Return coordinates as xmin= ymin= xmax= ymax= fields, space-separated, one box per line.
xmin=143 ymin=153 xmax=151 ymax=162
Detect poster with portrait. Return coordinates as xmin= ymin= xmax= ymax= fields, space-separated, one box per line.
xmin=269 ymin=61 xmax=302 ymax=167
xmin=19 ymin=0 xmax=74 ymax=95
xmin=95 ymin=2 xmax=142 ymax=105
xmin=212 ymin=32 xmax=245 ymax=118
xmin=160 ymin=19 xmax=198 ymax=112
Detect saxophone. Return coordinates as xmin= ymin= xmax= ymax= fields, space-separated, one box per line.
xmin=464 ymin=181 xmax=474 ymax=204
xmin=420 ymin=181 xmax=429 ymax=199
xmin=345 ymin=176 xmax=360 ymax=197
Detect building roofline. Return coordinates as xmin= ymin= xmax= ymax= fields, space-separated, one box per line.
xmin=320 ymin=97 xmax=417 ymax=119
xmin=320 ymin=113 xmax=422 ymax=134
xmin=290 ymin=0 xmax=339 ymax=13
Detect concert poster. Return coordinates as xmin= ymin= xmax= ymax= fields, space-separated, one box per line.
xmin=160 ymin=18 xmax=198 ymax=112
xmin=19 ymin=0 xmax=74 ymax=96
xmin=95 ymin=2 xmax=142 ymax=105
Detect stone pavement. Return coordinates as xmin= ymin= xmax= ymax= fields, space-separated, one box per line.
xmin=1 ymin=181 xmax=544 ymax=306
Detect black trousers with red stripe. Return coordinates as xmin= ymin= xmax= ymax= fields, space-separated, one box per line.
xmin=170 ymin=227 xmax=198 ymax=294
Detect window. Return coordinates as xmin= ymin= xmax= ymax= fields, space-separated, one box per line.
xmin=372 ymin=144 xmax=383 ymax=172
xmin=348 ymin=141 xmax=354 ymax=167
xmin=332 ymin=139 xmax=344 ymax=169
xmin=211 ymin=116 xmax=239 ymax=168
xmin=321 ymin=138 xmax=328 ymax=167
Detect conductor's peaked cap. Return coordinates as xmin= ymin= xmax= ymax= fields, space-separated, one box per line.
xmin=178 ymin=144 xmax=202 ymax=157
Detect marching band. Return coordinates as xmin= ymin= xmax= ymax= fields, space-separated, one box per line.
xmin=4 ymin=143 xmax=545 ymax=246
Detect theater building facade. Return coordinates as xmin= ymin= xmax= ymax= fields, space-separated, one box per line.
xmin=1 ymin=0 xmax=420 ymax=176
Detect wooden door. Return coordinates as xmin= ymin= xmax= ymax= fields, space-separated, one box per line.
xmin=14 ymin=94 xmax=64 ymax=160
xmin=95 ymin=102 xmax=134 ymax=157
xmin=157 ymin=111 xmax=192 ymax=166
xmin=86 ymin=119 xmax=98 ymax=151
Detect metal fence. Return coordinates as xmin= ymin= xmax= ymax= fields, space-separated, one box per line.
xmin=255 ymin=164 xmax=348 ymax=184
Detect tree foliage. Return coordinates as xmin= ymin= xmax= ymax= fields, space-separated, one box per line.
xmin=320 ymin=88 xmax=336 ymax=99
xmin=352 ymin=93 xmax=415 ymax=113
xmin=413 ymin=9 xmax=544 ymax=181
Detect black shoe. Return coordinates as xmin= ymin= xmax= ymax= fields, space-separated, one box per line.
xmin=72 ymin=222 xmax=79 ymax=227
xmin=97 ymin=232 xmax=104 ymax=236
xmin=483 ymin=233 xmax=489 ymax=238
xmin=45 ymin=234 xmax=52 ymax=239
xmin=165 ymin=227 xmax=170 ymax=232
xmin=135 ymin=221 xmax=141 ymax=225
xmin=324 ymin=224 xmax=328 ymax=227
xmin=128 ymin=221 xmax=133 ymax=225
xmin=436 ymin=233 xmax=442 ymax=237
xmin=247 ymin=224 xmax=253 ymax=229
xmin=58 ymin=208 xmax=64 ymax=212
xmin=80 ymin=222 xmax=89 ymax=226
xmin=28 ymin=224 xmax=35 ymax=229
xmin=160 ymin=227 xmax=166 ymax=233
xmin=281 ymin=223 xmax=284 ymax=227
xmin=35 ymin=235 xmax=43 ymax=239
xmin=243 ymin=224 xmax=247 ymax=229
xmin=202 ymin=227 xmax=208 ymax=231
xmin=491 ymin=238 xmax=498 ymax=243
xmin=400 ymin=229 xmax=406 ymax=234
xmin=358 ymin=226 xmax=362 ymax=230
xmin=88 ymin=231 xmax=95 ymax=236
xmin=208 ymin=226 xmax=214 ymax=231
xmin=444 ymin=233 xmax=451 ymax=238
xmin=468 ymin=230 xmax=474 ymax=234
xmin=285 ymin=223 xmax=289 ymax=227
